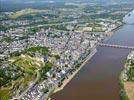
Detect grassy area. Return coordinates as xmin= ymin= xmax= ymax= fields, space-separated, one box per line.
xmin=39 ymin=62 xmax=52 ymax=81
xmin=0 ymin=37 xmax=12 ymax=43
xmin=26 ymin=46 xmax=49 ymax=55
xmin=0 ymin=88 xmax=10 ymax=100
xmin=124 ymin=82 xmax=134 ymax=100
xmin=0 ymin=46 xmax=50 ymax=99
xmin=120 ymin=59 xmax=134 ymax=100
xmin=1 ymin=46 xmax=49 ymax=99
xmin=0 ymin=75 xmax=34 ymax=100
xmin=0 ymin=54 xmax=44 ymax=99
xmin=10 ymin=54 xmax=44 ymax=73
xmin=23 ymin=75 xmax=34 ymax=85
xmin=127 ymin=66 xmax=134 ymax=81
xmin=119 ymin=79 xmax=129 ymax=100
xmin=9 ymin=8 xmax=46 ymax=19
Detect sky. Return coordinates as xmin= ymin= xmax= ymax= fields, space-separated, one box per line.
xmin=1 ymin=0 xmax=134 ymax=3
xmin=2 ymin=0 xmax=134 ymax=3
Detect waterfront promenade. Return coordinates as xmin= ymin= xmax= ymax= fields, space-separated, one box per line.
xmin=54 ymin=48 xmax=97 ymax=94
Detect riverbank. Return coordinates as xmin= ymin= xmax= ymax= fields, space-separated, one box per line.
xmin=103 ymin=23 xmax=124 ymax=43
xmin=124 ymin=82 xmax=134 ymax=100
xmin=53 ymin=48 xmax=97 ymax=93
xmin=119 ymin=51 xmax=134 ymax=100
xmin=53 ymin=21 xmax=124 ymax=95
xmin=119 ymin=65 xmax=129 ymax=100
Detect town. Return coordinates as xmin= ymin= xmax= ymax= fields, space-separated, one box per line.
xmin=0 ymin=2 xmax=134 ymax=100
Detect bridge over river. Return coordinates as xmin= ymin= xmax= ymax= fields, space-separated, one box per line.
xmin=126 ymin=23 xmax=134 ymax=25
xmin=98 ymin=43 xmax=134 ymax=50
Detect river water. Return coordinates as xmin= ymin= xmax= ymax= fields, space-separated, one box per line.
xmin=51 ymin=10 xmax=134 ymax=100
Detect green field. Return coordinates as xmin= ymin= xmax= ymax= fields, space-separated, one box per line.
xmin=0 ymin=88 xmax=10 ymax=100
xmin=10 ymin=54 xmax=44 ymax=73
xmin=26 ymin=46 xmax=49 ymax=55
xmin=9 ymin=8 xmax=46 ymax=19
xmin=0 ymin=54 xmax=45 ymax=99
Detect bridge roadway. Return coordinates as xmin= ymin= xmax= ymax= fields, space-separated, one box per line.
xmin=126 ymin=23 xmax=134 ymax=25
xmin=98 ymin=43 xmax=134 ymax=50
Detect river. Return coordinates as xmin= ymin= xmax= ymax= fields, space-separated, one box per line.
xmin=51 ymin=10 xmax=134 ymax=100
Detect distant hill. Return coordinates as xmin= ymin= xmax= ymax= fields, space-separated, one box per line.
xmin=9 ymin=8 xmax=46 ymax=19
xmin=1 ymin=0 xmax=134 ymax=12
